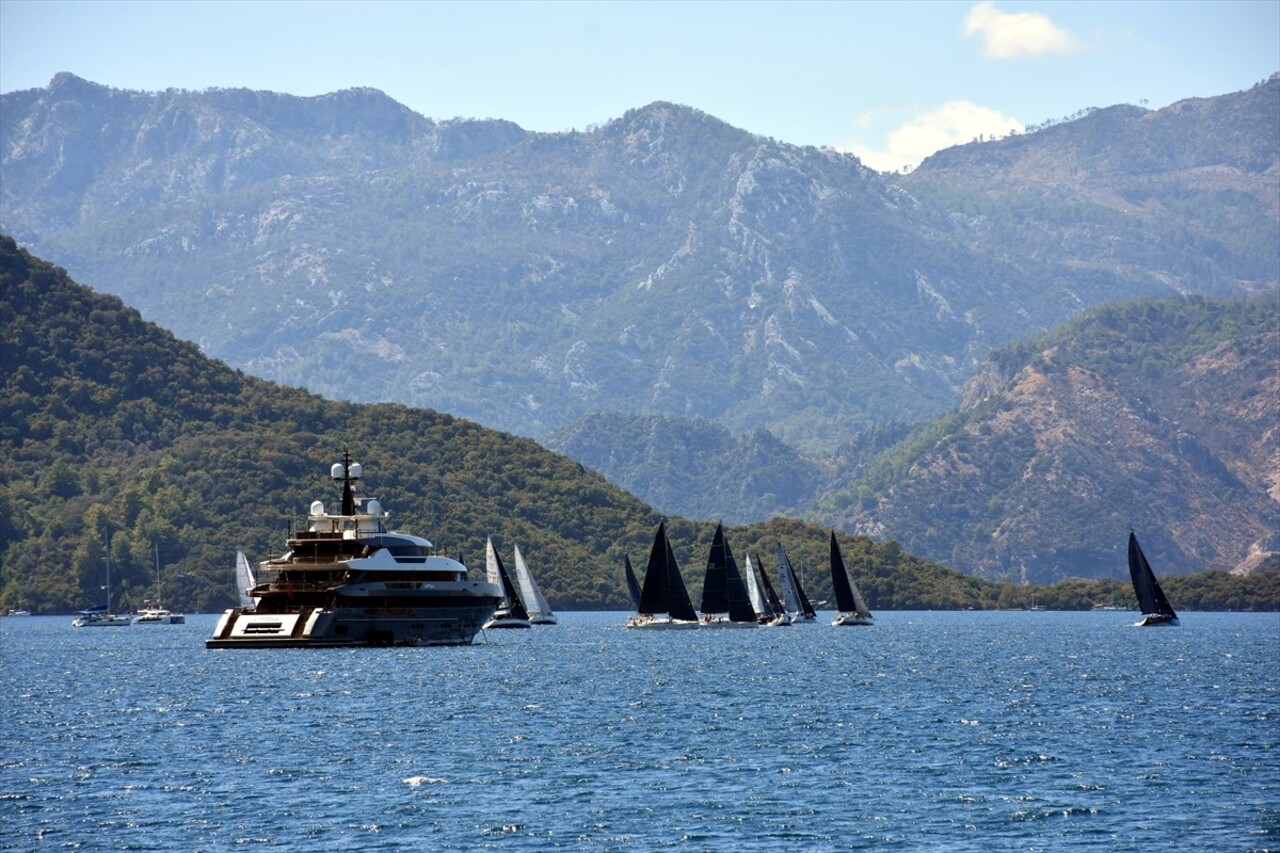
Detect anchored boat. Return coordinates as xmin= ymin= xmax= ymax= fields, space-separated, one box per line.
xmin=207 ymin=451 xmax=502 ymax=648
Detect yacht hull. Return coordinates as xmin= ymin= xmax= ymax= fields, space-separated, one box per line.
xmin=208 ymin=595 xmax=499 ymax=648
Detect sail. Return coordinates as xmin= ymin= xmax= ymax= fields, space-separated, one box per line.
xmin=624 ymin=555 xmax=643 ymax=611
xmin=776 ymin=542 xmax=802 ymax=614
xmin=235 ymin=549 xmax=257 ymax=608
xmin=513 ymin=543 xmax=554 ymax=621
xmin=722 ymin=538 xmax=756 ymax=622
xmin=485 ymin=536 xmax=502 ymax=587
xmin=757 ymin=554 xmax=787 ymax=617
xmin=777 ymin=543 xmax=818 ymax=619
xmin=830 ymin=532 xmax=872 ymax=618
xmin=663 ymin=530 xmax=699 ymax=622
xmin=700 ymin=523 xmax=731 ymax=615
xmin=638 ymin=522 xmax=697 ymax=621
xmin=1128 ymin=532 xmax=1177 ymax=619
xmin=487 ymin=537 xmax=530 ymax=620
xmin=743 ymin=552 xmax=767 ymax=616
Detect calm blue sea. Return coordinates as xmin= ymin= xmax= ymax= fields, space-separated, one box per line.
xmin=2 ymin=611 xmax=1277 ymax=851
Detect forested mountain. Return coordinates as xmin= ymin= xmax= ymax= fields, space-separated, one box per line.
xmin=2 ymin=73 xmax=1275 ymax=460
xmin=1 ymin=235 xmax=1021 ymax=614
xmin=545 ymin=413 xmax=830 ymax=524
xmin=827 ymin=294 xmax=1279 ymax=583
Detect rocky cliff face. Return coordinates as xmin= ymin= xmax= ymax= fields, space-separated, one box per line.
xmin=3 ymin=74 xmax=1275 ymax=453
xmin=840 ymin=299 xmax=1278 ymax=581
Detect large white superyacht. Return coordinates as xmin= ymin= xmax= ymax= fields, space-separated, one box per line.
xmin=208 ymin=451 xmax=502 ymax=648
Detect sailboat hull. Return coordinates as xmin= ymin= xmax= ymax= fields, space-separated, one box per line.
xmin=832 ymin=612 xmax=874 ymax=626
xmin=626 ymin=615 xmax=699 ymax=629
xmin=1136 ymin=613 xmax=1180 ymax=627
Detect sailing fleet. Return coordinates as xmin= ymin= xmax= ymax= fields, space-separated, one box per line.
xmin=626 ymin=521 xmax=872 ymax=629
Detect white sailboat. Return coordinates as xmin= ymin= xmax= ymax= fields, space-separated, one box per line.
xmin=235 ymin=548 xmax=258 ymax=609
xmin=483 ymin=536 xmax=532 ymax=629
xmin=73 ymin=542 xmax=130 ymax=628
xmin=512 ymin=543 xmax=556 ymax=625
xmin=133 ymin=542 xmax=185 ymax=624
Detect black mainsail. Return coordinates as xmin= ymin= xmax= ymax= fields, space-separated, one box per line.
xmin=1128 ymin=531 xmax=1179 ymax=626
xmin=700 ymin=522 xmax=756 ymax=623
xmin=624 ymin=554 xmax=643 ymax=612
xmin=638 ymin=521 xmax=698 ymax=622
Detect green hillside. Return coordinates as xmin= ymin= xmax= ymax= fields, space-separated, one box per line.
xmin=3 ymin=236 xmax=1276 ymax=614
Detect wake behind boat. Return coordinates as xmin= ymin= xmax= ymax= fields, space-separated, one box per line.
xmin=1128 ymin=531 xmax=1179 ymax=627
xmin=207 ymin=451 xmax=502 ymax=648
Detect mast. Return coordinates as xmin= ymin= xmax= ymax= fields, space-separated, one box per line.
xmin=334 ymin=448 xmax=360 ymax=517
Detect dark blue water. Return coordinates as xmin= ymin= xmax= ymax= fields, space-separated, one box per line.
xmin=3 ymin=611 xmax=1277 ymax=851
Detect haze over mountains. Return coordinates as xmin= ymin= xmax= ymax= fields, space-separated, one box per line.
xmin=2 ymin=72 xmax=1276 ymax=584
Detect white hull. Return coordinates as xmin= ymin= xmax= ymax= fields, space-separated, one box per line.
xmin=133 ymin=610 xmax=185 ymax=625
xmin=530 ymin=614 xmax=558 ymax=625
xmin=626 ymin=615 xmax=700 ymax=630
xmin=484 ymin=610 xmax=532 ymax=629
xmin=72 ymin=615 xmax=131 ymax=627
xmin=698 ymin=616 xmax=758 ymax=628
xmin=832 ymin=612 xmax=874 ymax=627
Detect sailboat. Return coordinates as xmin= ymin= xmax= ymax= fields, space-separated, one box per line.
xmin=235 ymin=548 xmax=259 ymax=609
xmin=744 ymin=552 xmax=790 ymax=626
xmin=830 ymin=532 xmax=874 ymax=626
xmin=698 ymin=522 xmax=757 ymax=627
xmin=73 ymin=541 xmax=130 ymax=628
xmin=483 ymin=536 xmax=532 ymax=629
xmin=512 ymin=543 xmax=557 ymax=625
xmin=776 ymin=541 xmax=817 ymax=623
xmin=627 ymin=521 xmax=699 ymax=629
xmin=133 ymin=542 xmax=185 ymax=624
xmin=1128 ymin=531 xmax=1179 ymax=627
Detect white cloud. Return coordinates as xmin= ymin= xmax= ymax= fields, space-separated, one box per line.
xmin=842 ymin=101 xmax=1024 ymax=173
xmin=964 ymin=0 xmax=1080 ymax=59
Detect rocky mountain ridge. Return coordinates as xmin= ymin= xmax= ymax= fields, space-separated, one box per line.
xmin=3 ymin=73 xmax=1275 ymax=455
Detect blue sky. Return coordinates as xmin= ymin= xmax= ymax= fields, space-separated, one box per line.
xmin=2 ymin=0 xmax=1276 ymax=172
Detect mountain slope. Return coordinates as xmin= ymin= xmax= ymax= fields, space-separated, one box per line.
xmin=3 ymin=74 xmax=1275 ymax=454
xmin=2 ymin=234 xmax=1017 ymax=614
xmin=831 ymin=294 xmax=1279 ymax=582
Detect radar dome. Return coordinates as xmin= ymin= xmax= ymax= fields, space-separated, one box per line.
xmin=331 ymin=463 xmax=344 ymax=480
xmin=310 ymin=500 xmax=325 ymax=516
xmin=349 ymin=462 xmax=363 ymax=479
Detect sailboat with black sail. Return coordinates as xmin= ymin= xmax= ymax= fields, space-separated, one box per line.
xmin=830 ymin=532 xmax=873 ymax=626
xmin=776 ymin=541 xmax=817 ymax=623
xmin=699 ymin=522 xmax=757 ymax=627
xmin=1128 ymin=531 xmax=1179 ymax=627
xmin=627 ymin=521 xmax=699 ymax=629
xmin=484 ymin=537 xmax=532 ymax=629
